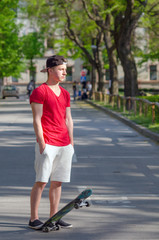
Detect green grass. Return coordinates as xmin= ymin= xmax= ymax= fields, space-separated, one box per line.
xmin=92 ymin=100 xmax=159 ymax=134
xmin=139 ymin=95 xmax=159 ymax=102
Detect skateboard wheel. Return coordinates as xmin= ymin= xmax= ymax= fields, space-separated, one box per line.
xmin=50 ymin=225 xmax=60 ymax=231
xmin=42 ymin=226 xmax=50 ymax=232
xmin=86 ymin=201 xmax=91 ymax=207
xmin=49 ymin=225 xmax=59 ymax=231
xmin=55 ymin=225 xmax=60 ymax=230
xmin=74 ymin=203 xmax=80 ymax=209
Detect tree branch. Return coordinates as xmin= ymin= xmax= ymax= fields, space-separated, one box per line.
xmin=81 ymin=0 xmax=110 ymax=31
xmin=64 ymin=8 xmax=96 ymax=66
xmin=81 ymin=0 xmax=98 ymax=22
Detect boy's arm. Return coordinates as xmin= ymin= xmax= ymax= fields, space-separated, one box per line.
xmin=31 ymin=102 xmax=45 ymax=154
xmin=65 ymin=107 xmax=74 ymax=146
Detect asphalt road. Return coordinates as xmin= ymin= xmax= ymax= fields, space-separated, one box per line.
xmin=0 ymin=97 xmax=159 ymax=240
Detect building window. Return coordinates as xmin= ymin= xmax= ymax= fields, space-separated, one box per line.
xmin=12 ymin=77 xmax=18 ymax=82
xmin=150 ymin=65 xmax=157 ymax=80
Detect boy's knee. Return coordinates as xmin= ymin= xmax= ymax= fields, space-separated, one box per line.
xmin=50 ymin=181 xmax=62 ymax=188
xmin=35 ymin=181 xmax=47 ymax=191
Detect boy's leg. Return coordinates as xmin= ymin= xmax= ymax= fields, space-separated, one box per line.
xmin=48 ymin=144 xmax=74 ymax=217
xmin=49 ymin=181 xmax=62 ymax=217
xmin=49 ymin=181 xmax=72 ymax=228
xmin=30 ymin=182 xmax=46 ymax=221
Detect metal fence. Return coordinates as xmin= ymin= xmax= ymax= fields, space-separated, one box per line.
xmin=92 ymin=92 xmax=159 ymax=124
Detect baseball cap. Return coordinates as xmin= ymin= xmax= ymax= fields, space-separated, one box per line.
xmin=40 ymin=55 xmax=67 ymax=72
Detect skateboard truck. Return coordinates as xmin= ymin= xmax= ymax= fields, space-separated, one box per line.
xmin=42 ymin=222 xmax=60 ymax=232
xmin=74 ymin=200 xmax=91 ymax=209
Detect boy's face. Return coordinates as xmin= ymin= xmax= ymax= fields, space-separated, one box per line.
xmin=49 ymin=64 xmax=67 ymax=82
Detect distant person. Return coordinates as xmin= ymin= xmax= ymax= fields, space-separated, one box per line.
xmin=81 ymin=88 xmax=88 ymax=100
xmin=27 ymin=80 xmax=34 ymax=97
xmin=106 ymin=88 xmax=110 ymax=95
xmin=86 ymin=81 xmax=92 ymax=99
xmin=80 ymin=75 xmax=86 ymax=89
xmin=76 ymin=82 xmax=82 ymax=100
xmin=72 ymin=81 xmax=77 ymax=101
xmin=29 ymin=55 xmax=74 ymax=230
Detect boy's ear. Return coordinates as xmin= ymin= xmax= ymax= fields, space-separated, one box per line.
xmin=48 ymin=68 xmax=53 ymax=73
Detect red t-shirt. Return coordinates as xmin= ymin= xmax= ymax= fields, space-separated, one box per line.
xmin=30 ymin=83 xmax=71 ymax=146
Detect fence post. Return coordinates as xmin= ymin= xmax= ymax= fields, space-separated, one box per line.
xmin=139 ymin=100 xmax=142 ymax=116
xmin=92 ymin=92 xmax=95 ymax=101
xmin=115 ymin=95 xmax=117 ymax=109
xmin=144 ymin=103 xmax=148 ymax=117
xmin=152 ymin=104 xmax=155 ymax=123
xmin=97 ymin=92 xmax=99 ymax=101
xmin=117 ymin=96 xmax=121 ymax=109
xmin=123 ymin=98 xmax=126 ymax=113
xmin=128 ymin=97 xmax=131 ymax=113
xmin=111 ymin=95 xmax=115 ymax=108
xmin=104 ymin=94 xmax=106 ymax=105
xmin=133 ymin=99 xmax=136 ymax=116
xmin=99 ymin=92 xmax=102 ymax=102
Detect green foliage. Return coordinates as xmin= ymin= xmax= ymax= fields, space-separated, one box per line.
xmin=139 ymin=95 xmax=159 ymax=103
xmin=137 ymin=0 xmax=159 ymax=63
xmin=0 ymin=0 xmax=24 ymax=78
xmin=23 ymin=0 xmax=159 ymax=95
xmin=54 ymin=38 xmax=83 ymax=59
xmin=23 ymin=0 xmax=106 ymax=64
xmin=21 ymin=32 xmax=45 ymax=60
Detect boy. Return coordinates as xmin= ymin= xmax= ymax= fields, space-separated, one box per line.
xmin=29 ymin=55 xmax=74 ymax=229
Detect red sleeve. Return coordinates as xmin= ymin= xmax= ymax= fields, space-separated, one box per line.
xmin=30 ymin=86 xmax=45 ymax=104
xmin=66 ymin=92 xmax=70 ymax=107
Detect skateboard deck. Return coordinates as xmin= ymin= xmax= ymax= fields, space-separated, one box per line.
xmin=42 ymin=188 xmax=92 ymax=232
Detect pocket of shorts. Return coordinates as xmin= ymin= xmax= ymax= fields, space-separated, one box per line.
xmin=41 ymin=144 xmax=47 ymax=155
xmin=70 ymin=144 xmax=75 ymax=154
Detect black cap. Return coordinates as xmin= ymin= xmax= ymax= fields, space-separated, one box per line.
xmin=40 ymin=55 xmax=67 ymax=72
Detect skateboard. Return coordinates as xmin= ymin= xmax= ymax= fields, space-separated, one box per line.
xmin=42 ymin=188 xmax=92 ymax=232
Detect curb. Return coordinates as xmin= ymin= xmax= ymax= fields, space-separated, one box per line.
xmin=86 ymin=99 xmax=159 ymax=144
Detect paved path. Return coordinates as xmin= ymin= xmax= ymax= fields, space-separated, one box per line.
xmin=0 ymin=98 xmax=159 ymax=240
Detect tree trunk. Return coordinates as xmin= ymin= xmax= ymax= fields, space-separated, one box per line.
xmin=96 ymin=66 xmax=105 ymax=92
xmin=107 ymin=50 xmax=118 ymax=95
xmin=96 ymin=49 xmax=105 ymax=92
xmin=114 ymin=22 xmax=139 ymax=97
xmin=117 ymin=42 xmax=139 ymax=97
xmin=113 ymin=0 xmax=147 ymax=97
xmin=29 ymin=59 xmax=36 ymax=89
xmin=104 ymin=16 xmax=118 ymax=95
xmin=91 ymin=64 xmax=97 ymax=92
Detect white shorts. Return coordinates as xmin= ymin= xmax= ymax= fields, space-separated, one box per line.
xmin=34 ymin=143 xmax=74 ymax=183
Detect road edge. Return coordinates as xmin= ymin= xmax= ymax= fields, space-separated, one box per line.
xmin=86 ymin=99 xmax=159 ymax=144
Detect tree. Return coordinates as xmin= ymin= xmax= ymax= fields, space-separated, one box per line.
xmin=82 ymin=0 xmax=148 ymax=97
xmin=0 ymin=0 xmax=23 ymax=83
xmin=24 ymin=0 xmax=108 ymax=91
xmin=113 ymin=0 xmax=148 ymax=97
xmin=63 ymin=2 xmax=106 ymax=91
xmin=137 ymin=0 xmax=159 ymax=63
xmin=81 ymin=0 xmax=119 ymax=95
xmin=24 ymin=0 xmax=157 ymax=97
xmin=21 ymin=32 xmax=45 ymax=84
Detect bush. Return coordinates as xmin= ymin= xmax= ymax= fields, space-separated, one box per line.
xmin=139 ymin=95 xmax=159 ymax=102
